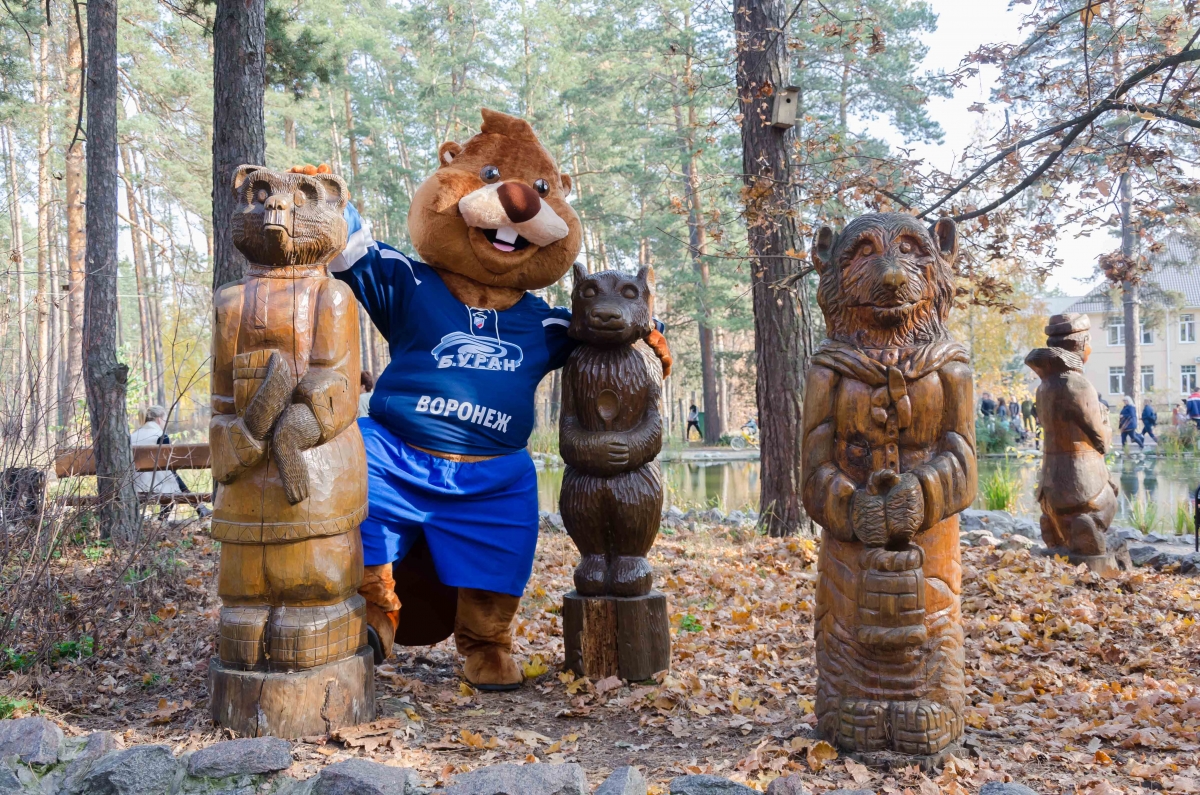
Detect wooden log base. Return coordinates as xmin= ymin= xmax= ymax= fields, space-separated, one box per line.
xmin=209 ymin=646 xmax=374 ymax=738
xmin=1037 ymin=544 xmax=1132 ymax=577
xmin=562 ymin=590 xmax=669 ymax=682
xmin=848 ymin=744 xmax=963 ymax=773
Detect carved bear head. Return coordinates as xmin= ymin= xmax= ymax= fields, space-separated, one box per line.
xmin=812 ymin=213 xmax=958 ymax=349
xmin=407 ymin=108 xmax=583 ymax=292
xmin=231 ymin=166 xmax=349 ymax=269
xmin=568 ymin=264 xmax=653 ymax=347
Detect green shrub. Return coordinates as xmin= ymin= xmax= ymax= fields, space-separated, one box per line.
xmin=976 ymin=417 xmax=1018 ymax=454
xmin=1174 ymin=501 xmax=1196 ymax=537
xmin=1129 ymin=497 xmax=1160 ymax=536
xmin=0 ymin=696 xmax=30 ymax=720
xmin=980 ymin=463 xmax=1021 ymax=512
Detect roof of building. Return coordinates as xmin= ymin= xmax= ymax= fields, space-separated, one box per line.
xmin=1064 ymin=234 xmax=1200 ymax=314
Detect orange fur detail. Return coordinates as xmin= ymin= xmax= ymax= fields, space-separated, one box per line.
xmin=645 ymin=329 xmax=673 ymax=377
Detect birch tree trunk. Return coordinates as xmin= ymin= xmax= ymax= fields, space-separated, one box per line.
xmin=63 ymin=14 xmax=87 ymax=443
xmin=85 ymin=0 xmax=141 ymax=544
xmin=212 ymin=0 xmax=265 ymax=290
xmin=735 ymin=0 xmax=809 ymax=536
xmin=3 ymin=125 xmax=29 ymax=449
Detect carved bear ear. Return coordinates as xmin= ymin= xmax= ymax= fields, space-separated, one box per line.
xmin=438 ymin=142 xmax=462 ymax=167
xmin=312 ymin=173 xmax=349 ymax=210
xmin=571 ymin=262 xmax=589 ymax=291
xmin=931 ymin=217 xmax=958 ymax=260
xmin=811 ymin=225 xmax=837 ymax=274
xmin=560 ymin=173 xmax=573 ymax=196
xmin=636 ymin=265 xmax=653 ymax=289
xmin=231 ymin=164 xmax=263 ymax=196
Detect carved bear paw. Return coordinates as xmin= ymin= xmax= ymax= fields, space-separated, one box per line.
xmin=574 ymin=555 xmax=608 ymax=596
xmin=608 ymin=555 xmax=653 ymax=597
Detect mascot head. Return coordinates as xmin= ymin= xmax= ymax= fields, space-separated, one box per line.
xmin=811 ymin=212 xmax=958 ymax=349
xmin=407 ymin=108 xmax=583 ymax=291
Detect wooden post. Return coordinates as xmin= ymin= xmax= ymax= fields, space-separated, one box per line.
xmin=562 ymin=591 xmax=669 ymax=681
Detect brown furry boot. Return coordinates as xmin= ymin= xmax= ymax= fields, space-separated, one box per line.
xmin=359 ymin=563 xmax=401 ymax=664
xmin=455 ymin=588 xmax=523 ymax=691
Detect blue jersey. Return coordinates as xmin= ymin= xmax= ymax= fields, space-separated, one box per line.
xmin=332 ymin=205 xmax=575 ymax=456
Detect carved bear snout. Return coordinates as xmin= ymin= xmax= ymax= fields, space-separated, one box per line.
xmin=263 ymin=193 xmax=293 ymax=235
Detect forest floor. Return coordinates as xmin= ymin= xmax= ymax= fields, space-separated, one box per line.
xmin=3 ymin=519 xmax=1199 ymax=794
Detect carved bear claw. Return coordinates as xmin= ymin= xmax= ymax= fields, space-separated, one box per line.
xmin=272 ymin=404 xmax=322 ymax=505
xmin=243 ymin=352 xmax=293 ymax=441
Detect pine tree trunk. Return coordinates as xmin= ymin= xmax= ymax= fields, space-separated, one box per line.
xmin=212 ymin=0 xmax=265 ymax=290
xmin=85 ymin=0 xmax=141 ymax=545
xmin=1120 ymin=166 xmax=1138 ymax=406
xmin=3 ymin=125 xmax=29 ymax=449
xmin=735 ymin=0 xmax=808 ymax=536
xmin=33 ymin=35 xmax=52 ymax=455
xmin=119 ymin=146 xmax=156 ymax=401
xmin=63 ymin=14 xmax=87 ymax=444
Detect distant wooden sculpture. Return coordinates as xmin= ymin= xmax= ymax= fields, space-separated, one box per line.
xmin=207 ymin=166 xmax=374 ymax=738
xmin=802 ymin=213 xmax=976 ymax=765
xmin=1025 ymin=313 xmax=1123 ymax=575
xmin=559 ymin=264 xmax=669 ymax=682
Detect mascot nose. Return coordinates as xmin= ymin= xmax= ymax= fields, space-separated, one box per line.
xmin=497 ymin=181 xmax=541 ymax=224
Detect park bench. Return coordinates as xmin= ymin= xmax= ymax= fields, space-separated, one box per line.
xmin=51 ymin=443 xmax=213 ymax=508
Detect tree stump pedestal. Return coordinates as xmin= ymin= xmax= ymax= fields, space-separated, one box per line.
xmin=209 ymin=647 xmax=374 ymax=738
xmin=562 ymin=591 xmax=670 ymax=682
xmin=1037 ymin=544 xmax=1132 ymax=577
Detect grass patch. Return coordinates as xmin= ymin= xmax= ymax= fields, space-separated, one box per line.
xmin=980 ymin=461 xmax=1021 ymax=512
xmin=0 ymin=696 xmax=31 ymax=720
xmin=1129 ymin=497 xmax=1160 ymax=536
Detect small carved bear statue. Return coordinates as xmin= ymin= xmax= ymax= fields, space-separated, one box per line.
xmin=209 ymin=165 xmax=369 ymax=707
xmin=559 ymin=264 xmax=664 ymax=597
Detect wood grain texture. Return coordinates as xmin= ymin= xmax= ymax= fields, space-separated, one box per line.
xmin=209 ymin=167 xmax=371 ymax=735
xmin=1025 ymin=314 xmax=1119 ymax=560
xmin=55 ymin=444 xmax=211 ymax=477
xmin=208 ymin=647 xmax=374 ymax=738
xmin=562 ymin=591 xmax=669 ymax=682
xmin=803 ymin=214 xmax=975 ymax=763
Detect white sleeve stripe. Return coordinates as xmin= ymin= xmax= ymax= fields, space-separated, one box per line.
xmin=379 ymin=248 xmax=422 ymax=284
xmin=331 ymin=223 xmax=374 ymax=273
xmin=542 ymin=318 xmax=570 ymax=327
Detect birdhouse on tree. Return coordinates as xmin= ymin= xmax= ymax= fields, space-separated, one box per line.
xmin=771 ymin=86 xmax=800 ymax=129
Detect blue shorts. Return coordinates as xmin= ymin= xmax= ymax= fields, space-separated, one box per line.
xmin=358 ymin=417 xmax=539 ymax=596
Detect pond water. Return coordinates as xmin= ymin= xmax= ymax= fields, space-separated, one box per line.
xmin=535 ymin=455 xmax=1200 ymax=532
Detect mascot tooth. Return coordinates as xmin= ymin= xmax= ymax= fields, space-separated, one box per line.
xmin=315 ymin=108 xmax=669 ymax=691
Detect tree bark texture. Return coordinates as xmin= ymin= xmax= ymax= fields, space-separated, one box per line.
xmin=211 ymin=0 xmax=266 ymax=291
xmin=34 ymin=34 xmax=52 ymax=453
xmin=1119 ymin=166 xmax=1139 ymax=404
xmin=85 ymin=0 xmax=141 ymax=544
xmin=735 ymin=0 xmax=809 ymax=536
xmin=63 ymin=14 xmax=87 ymax=443
xmin=3 ymin=125 xmax=29 ymax=448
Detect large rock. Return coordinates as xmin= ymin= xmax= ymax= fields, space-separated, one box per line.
xmin=669 ymin=775 xmax=757 ymax=794
xmin=0 ymin=762 xmax=20 ymax=792
xmin=1108 ymin=526 xmax=1145 ymax=545
xmin=80 ymin=745 xmax=180 ymax=795
xmin=980 ymin=784 xmax=1039 ymax=795
xmin=58 ymin=731 xmax=122 ymax=794
xmin=596 ymin=766 xmax=647 ymax=795
xmin=312 ymin=759 xmax=422 ymax=795
xmin=1128 ymin=545 xmax=1163 ymax=566
xmin=697 ymin=509 xmax=725 ymax=525
xmin=960 ymin=510 xmax=1015 ymax=536
xmin=538 ymin=512 xmax=566 ymax=535
xmin=188 ymin=737 xmax=293 ymax=779
xmin=1010 ymin=518 xmax=1041 ymax=540
xmin=999 ymin=535 xmax=1038 ymax=552
xmin=765 ymin=776 xmax=811 ymax=795
xmin=443 ymin=763 xmax=587 ymax=795
xmin=0 ymin=716 xmax=62 ymax=765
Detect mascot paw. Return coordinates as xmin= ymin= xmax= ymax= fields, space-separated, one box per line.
xmin=645 ymin=329 xmax=672 ymax=377
xmin=364 ymin=601 xmax=399 ymax=665
xmin=463 ymin=647 xmax=523 ymax=692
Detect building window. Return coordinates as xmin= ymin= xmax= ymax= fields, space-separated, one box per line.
xmin=1141 ymin=365 xmax=1154 ymax=393
xmin=1184 ymin=365 xmax=1198 ymax=394
xmin=1182 ymin=314 xmax=1197 ymax=343
xmin=1109 ymin=366 xmax=1125 ymax=395
xmin=1141 ymin=322 xmax=1154 ymax=344
xmin=1108 ymin=320 xmax=1124 ymax=346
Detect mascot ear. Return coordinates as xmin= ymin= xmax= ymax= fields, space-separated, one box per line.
xmin=931 ymin=217 xmax=958 ymax=260
xmin=571 ymin=262 xmax=588 ymax=291
xmin=232 ymin=164 xmax=262 ymax=196
xmin=438 ymin=141 xmax=462 ymax=167
xmin=560 ymin=173 xmax=573 ymax=196
xmin=811 ymin=225 xmax=836 ymax=274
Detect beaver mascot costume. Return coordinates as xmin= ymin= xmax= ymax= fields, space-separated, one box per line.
xmin=294 ymin=109 xmax=670 ymax=690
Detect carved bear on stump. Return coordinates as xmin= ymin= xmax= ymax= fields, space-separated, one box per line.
xmin=207 ymin=166 xmax=373 ymax=738
xmin=559 ymin=264 xmax=670 ymax=681
xmin=802 ymin=213 xmax=976 ymax=765
xmin=1025 ymin=313 xmax=1123 ymax=575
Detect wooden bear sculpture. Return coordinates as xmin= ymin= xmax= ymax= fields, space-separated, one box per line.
xmin=802 ymin=213 xmax=976 ymax=765
xmin=559 ymin=264 xmax=669 ymax=680
xmin=207 ymin=165 xmax=373 ymax=738
xmin=1026 ymin=313 xmax=1122 ymax=574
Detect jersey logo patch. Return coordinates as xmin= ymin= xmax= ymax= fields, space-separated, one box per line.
xmin=431 ymin=307 xmax=524 ymax=372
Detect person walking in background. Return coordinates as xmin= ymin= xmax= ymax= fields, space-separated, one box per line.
xmin=359 ymin=370 xmax=375 ymax=418
xmin=1007 ymin=397 xmax=1020 ymax=422
xmin=1173 ymin=400 xmax=1187 ymax=428
xmin=1021 ymin=397 xmax=1035 ymax=432
xmin=996 ymin=396 xmax=1007 ymax=419
xmin=1188 ymin=389 xmax=1200 ymax=428
xmin=1141 ymin=398 xmax=1159 ymax=443
xmin=686 ymin=404 xmax=701 ymax=441
xmin=979 ymin=392 xmax=996 ymax=416
xmin=1119 ymin=395 xmax=1145 ymax=450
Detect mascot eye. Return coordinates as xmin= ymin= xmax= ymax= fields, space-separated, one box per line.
xmin=534 ymin=179 xmax=550 ymax=196
xmin=622 ymin=285 xmax=638 ymax=299
xmin=480 ymin=165 xmax=501 ymax=183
